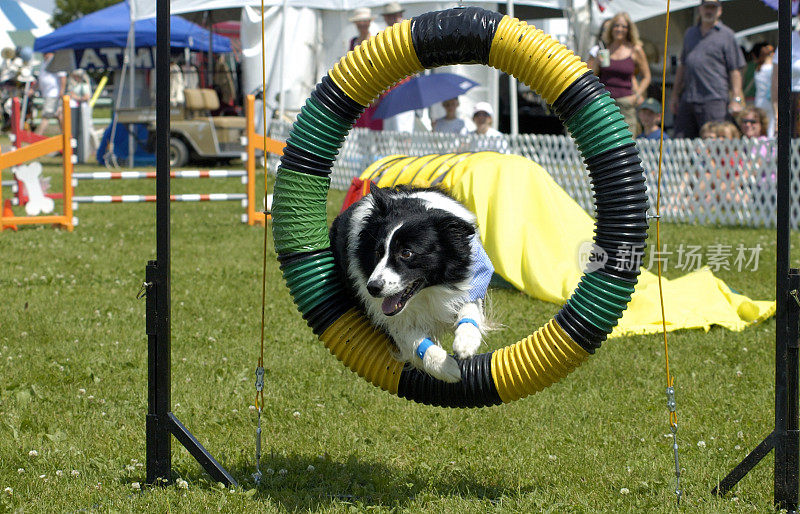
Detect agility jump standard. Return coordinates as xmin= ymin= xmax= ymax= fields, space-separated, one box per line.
xmin=0 ymin=95 xmax=74 ymax=231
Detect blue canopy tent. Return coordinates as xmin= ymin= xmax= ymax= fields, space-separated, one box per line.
xmin=33 ymin=0 xmax=231 ymax=53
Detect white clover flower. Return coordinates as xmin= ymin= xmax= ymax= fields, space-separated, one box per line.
xmin=39 ymin=474 xmax=46 ymax=479
xmin=28 ymin=450 xmax=38 ymax=457
xmin=697 ymin=440 xmax=706 ymax=448
xmin=266 ymin=468 xmax=274 ymax=475
xmin=131 ymin=482 xmax=141 ymax=491
xmin=548 ymin=455 xmax=557 ymax=461
xmin=293 ymin=411 xmax=301 ymax=418
xmin=737 ymin=431 xmax=744 ymax=439
xmin=278 ymin=469 xmax=287 ymax=476
xmin=17 ymin=468 xmax=24 ymax=474
xmin=620 ymin=488 xmax=630 ymax=495
xmin=307 ymin=465 xmax=315 ymax=472
xmin=71 ymin=470 xmax=80 ymax=477
xmin=4 ymin=487 xmax=12 ymax=496
xmin=126 ymin=465 xmax=135 ymax=472
xmin=176 ymin=478 xmax=188 ymax=490
xmin=56 ymin=470 xmax=63 ymax=477
xmin=249 ymin=405 xmax=256 ymax=412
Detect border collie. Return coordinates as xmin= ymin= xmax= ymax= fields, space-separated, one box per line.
xmin=329 ymin=186 xmax=492 ymax=383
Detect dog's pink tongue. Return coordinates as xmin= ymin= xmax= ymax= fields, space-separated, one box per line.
xmin=381 ymin=294 xmax=403 ymax=315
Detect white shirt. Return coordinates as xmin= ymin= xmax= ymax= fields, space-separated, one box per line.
xmin=773 ymin=32 xmax=800 ymax=92
xmin=38 ymin=65 xmax=65 ymax=99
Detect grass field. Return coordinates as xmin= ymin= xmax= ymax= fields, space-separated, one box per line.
xmin=0 ymin=155 xmax=796 ymax=512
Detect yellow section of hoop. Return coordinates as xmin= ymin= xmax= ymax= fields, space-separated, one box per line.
xmin=330 ymin=19 xmax=424 ymax=107
xmin=491 ymin=319 xmax=590 ymax=403
xmin=320 ymin=308 xmax=404 ymax=394
xmin=489 ymin=16 xmax=589 ymax=105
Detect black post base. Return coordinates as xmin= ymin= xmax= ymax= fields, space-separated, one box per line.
xmin=712 ymin=431 xmax=775 ymax=497
xmin=145 ymin=261 xmax=238 ymax=488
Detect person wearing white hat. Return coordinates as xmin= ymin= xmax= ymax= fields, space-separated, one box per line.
xmin=382 ymin=2 xmax=404 ymax=27
xmin=348 ymin=8 xmax=375 ymax=50
xmin=471 ymin=102 xmax=501 ymax=137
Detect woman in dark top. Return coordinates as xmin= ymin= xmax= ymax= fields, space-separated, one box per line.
xmin=587 ymin=12 xmax=651 ymax=137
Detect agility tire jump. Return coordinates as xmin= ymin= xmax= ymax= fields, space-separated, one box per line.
xmin=272 ymin=7 xmax=648 ymax=408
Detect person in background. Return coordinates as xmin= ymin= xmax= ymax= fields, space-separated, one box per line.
xmin=636 ymin=98 xmax=669 ymax=140
xmin=348 ymin=8 xmax=382 ymax=131
xmin=432 ymin=97 xmax=467 ymax=134
xmin=34 ymin=53 xmax=66 ymax=135
xmin=587 ymin=12 xmax=651 ymax=137
xmin=670 ymin=0 xmax=746 ymax=138
xmin=379 ymin=2 xmax=414 ymax=133
xmin=737 ymin=105 xmax=768 ymax=140
xmin=381 ymin=1 xmax=404 ymax=28
xmin=471 ymin=102 xmax=501 ymax=137
xmin=586 ymin=19 xmax=612 ymax=62
xmin=748 ymin=43 xmax=775 ymax=137
xmin=349 ymin=7 xmax=373 ymax=49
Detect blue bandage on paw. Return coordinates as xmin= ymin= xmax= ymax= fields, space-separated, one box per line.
xmin=416 ymin=338 xmax=435 ymax=361
xmin=457 ymin=318 xmax=480 ymax=330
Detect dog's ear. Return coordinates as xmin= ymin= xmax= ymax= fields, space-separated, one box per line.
xmin=434 ymin=211 xmax=475 ymax=242
xmin=369 ymin=185 xmax=390 ymax=212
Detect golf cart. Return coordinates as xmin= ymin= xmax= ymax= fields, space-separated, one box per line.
xmin=116 ymin=87 xmax=246 ymax=167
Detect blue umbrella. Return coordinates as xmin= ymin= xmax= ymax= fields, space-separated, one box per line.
xmin=759 ymin=0 xmax=798 ymax=14
xmin=373 ymin=73 xmax=479 ymax=120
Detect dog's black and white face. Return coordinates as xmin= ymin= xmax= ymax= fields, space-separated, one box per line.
xmin=333 ymin=186 xmax=476 ymax=317
xmin=358 ymin=206 xmax=474 ymax=316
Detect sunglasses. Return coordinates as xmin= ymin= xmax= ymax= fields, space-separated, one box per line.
xmin=741 ymin=118 xmax=760 ymax=125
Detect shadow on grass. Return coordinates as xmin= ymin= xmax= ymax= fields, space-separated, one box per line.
xmin=180 ymin=452 xmax=524 ymax=510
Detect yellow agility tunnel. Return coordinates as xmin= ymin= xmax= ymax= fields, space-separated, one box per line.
xmin=271 ymin=7 xmax=651 ymax=407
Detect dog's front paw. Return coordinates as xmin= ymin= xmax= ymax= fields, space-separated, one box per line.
xmin=422 ymin=345 xmax=461 ymax=383
xmin=453 ymin=324 xmax=482 ymax=359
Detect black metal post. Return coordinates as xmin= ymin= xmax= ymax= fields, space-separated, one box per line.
xmin=145 ymin=0 xmax=237 ymax=488
xmin=713 ymin=0 xmax=797 ymax=507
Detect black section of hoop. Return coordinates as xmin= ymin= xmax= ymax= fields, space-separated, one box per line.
xmin=555 ymin=304 xmax=606 ymax=353
xmin=280 ymin=142 xmax=335 ymax=177
xmin=303 ymin=295 xmax=354 ymax=335
xmin=277 ymin=249 xmax=331 ymax=266
xmin=312 ymin=75 xmax=364 ymax=119
xmin=583 ymin=143 xmax=650 ymax=284
xmin=410 ymin=7 xmax=504 ymax=68
xmin=397 ymin=352 xmax=503 ymax=408
xmin=552 ymin=72 xmax=609 ymax=122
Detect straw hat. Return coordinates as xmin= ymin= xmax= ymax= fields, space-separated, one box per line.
xmin=1 ymin=47 xmax=14 ymax=60
xmin=382 ymin=2 xmax=404 ymax=15
xmin=349 ymin=7 xmax=374 ymax=22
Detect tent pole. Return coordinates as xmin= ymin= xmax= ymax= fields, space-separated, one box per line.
xmin=128 ymin=9 xmax=135 ymax=169
xmin=507 ymin=0 xmax=518 ymax=135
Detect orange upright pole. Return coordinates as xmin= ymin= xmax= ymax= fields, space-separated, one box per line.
xmin=246 ymin=94 xmax=259 ymax=225
xmin=61 ymin=95 xmax=74 ymax=231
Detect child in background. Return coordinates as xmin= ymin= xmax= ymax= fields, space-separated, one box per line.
xmin=636 ymin=98 xmax=668 ymax=140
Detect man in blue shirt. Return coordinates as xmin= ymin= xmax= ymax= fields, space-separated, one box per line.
xmin=637 ymin=98 xmax=669 ymax=140
xmin=669 ymin=0 xmax=746 ymax=138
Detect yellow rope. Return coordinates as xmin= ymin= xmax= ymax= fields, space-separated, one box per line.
xmin=255 ymin=0 xmax=269 ymax=413
xmin=656 ymin=1 xmax=682 ymax=504
xmin=656 ymin=0 xmax=676 ymax=431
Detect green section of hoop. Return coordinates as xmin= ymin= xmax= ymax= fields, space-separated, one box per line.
xmin=272 ymin=168 xmax=330 ymax=253
xmin=281 ymin=253 xmax=343 ymax=315
xmin=565 ymin=93 xmax=633 ymax=159
xmin=285 ymin=98 xmax=353 ymax=160
xmin=566 ymin=271 xmax=638 ymax=333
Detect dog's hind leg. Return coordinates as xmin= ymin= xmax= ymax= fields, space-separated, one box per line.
xmin=453 ymin=301 xmax=485 ymax=360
